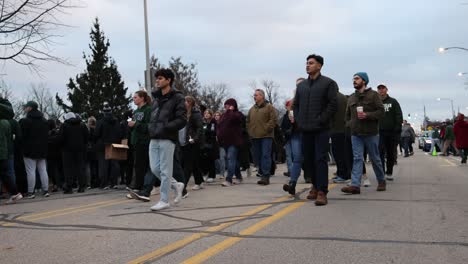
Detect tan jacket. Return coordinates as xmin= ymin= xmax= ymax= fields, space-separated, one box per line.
xmin=247 ymin=102 xmax=277 ymax=139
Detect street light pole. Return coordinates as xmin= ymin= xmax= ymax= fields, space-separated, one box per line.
xmin=438 ymin=46 xmax=468 ymax=53
xmin=143 ymin=0 xmax=151 ymax=91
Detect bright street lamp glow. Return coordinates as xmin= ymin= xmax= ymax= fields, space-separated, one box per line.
xmin=438 ymin=47 xmax=446 ymax=53
xmin=437 ymin=98 xmax=442 ymax=101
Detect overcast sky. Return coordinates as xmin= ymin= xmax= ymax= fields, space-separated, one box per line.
xmin=3 ymin=0 xmax=468 ymax=127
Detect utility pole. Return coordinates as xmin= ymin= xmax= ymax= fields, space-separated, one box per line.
xmin=143 ymin=0 xmax=151 ymax=91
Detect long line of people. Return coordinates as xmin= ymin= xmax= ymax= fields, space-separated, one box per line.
xmin=2 ymin=54 xmax=467 ymax=209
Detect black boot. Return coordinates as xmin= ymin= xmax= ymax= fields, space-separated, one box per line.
xmin=257 ymin=177 xmax=270 ymax=185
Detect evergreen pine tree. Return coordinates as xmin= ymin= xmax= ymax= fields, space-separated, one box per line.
xmin=56 ymin=18 xmax=130 ymax=118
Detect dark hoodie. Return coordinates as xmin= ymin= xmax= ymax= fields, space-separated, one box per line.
xmin=148 ymin=88 xmax=187 ymax=142
xmin=94 ymin=113 xmax=123 ymax=152
xmin=19 ymin=109 xmax=49 ymax=159
xmin=217 ymin=98 xmax=245 ymax=147
xmin=58 ymin=117 xmax=89 ymax=152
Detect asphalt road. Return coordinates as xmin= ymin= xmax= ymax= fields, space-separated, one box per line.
xmin=1 ymin=150 xmax=468 ymax=264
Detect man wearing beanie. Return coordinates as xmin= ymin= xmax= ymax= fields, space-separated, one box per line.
xmin=342 ymin=72 xmax=386 ymax=195
xmin=293 ymin=54 xmax=338 ymax=206
xmin=377 ymin=84 xmax=402 ymax=181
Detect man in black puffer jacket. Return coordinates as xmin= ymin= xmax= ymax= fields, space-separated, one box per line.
xmin=293 ymin=54 xmax=338 ymax=206
xmin=147 ymin=68 xmax=187 ymax=211
xmin=94 ymin=103 xmax=123 ymax=189
xmin=19 ymin=101 xmax=50 ymax=199
xmin=58 ymin=113 xmax=89 ymax=193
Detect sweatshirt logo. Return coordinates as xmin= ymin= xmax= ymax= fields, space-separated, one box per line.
xmin=383 ymin=103 xmax=392 ymax=112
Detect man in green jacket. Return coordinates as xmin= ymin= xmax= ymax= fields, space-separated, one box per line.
xmin=342 ymin=72 xmax=386 ymax=195
xmin=442 ymin=121 xmax=458 ymax=156
xmin=0 ymin=97 xmax=23 ymax=203
xmin=377 ymin=84 xmax=403 ymax=181
xmin=247 ymin=89 xmax=277 ymax=186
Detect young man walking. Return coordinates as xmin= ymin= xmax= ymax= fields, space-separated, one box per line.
xmin=147 ymin=69 xmax=186 ymax=211
xmin=342 ymin=72 xmax=386 ymax=195
xmin=293 ymin=54 xmax=338 ymax=206
xmin=377 ymin=84 xmax=403 ymax=181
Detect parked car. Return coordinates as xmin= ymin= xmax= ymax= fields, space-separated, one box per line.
xmin=418 ymin=131 xmax=440 ymax=152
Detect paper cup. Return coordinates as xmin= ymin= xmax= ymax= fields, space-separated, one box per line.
xmin=356 ymin=106 xmax=363 ymax=113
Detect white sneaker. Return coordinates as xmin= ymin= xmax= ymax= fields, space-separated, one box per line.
xmin=6 ymin=193 xmax=23 ymax=204
xmin=192 ymin=184 xmax=204 ymax=190
xmin=126 ymin=194 xmax=133 ymax=199
xmin=246 ymin=168 xmax=252 ymax=178
xmin=174 ymin=182 xmax=184 ymax=204
xmin=363 ymin=178 xmax=371 ymax=187
xmin=150 ymin=201 xmax=170 ymax=211
xmin=385 ymin=175 xmax=394 ymax=181
xmin=151 ymin=187 xmax=160 ymax=196
xmin=203 ymin=176 xmax=208 ymax=181
xmin=206 ymin=178 xmax=214 ymax=183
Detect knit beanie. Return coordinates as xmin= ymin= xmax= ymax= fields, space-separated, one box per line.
xmin=354 ymin=72 xmax=369 ymax=85
xmin=224 ymin=98 xmax=238 ymax=110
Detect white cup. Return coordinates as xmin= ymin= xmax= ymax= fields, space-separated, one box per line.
xmin=289 ymin=110 xmax=294 ymax=119
xmin=356 ymin=106 xmax=363 ymax=113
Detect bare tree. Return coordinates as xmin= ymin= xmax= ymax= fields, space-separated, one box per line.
xmin=0 ymin=0 xmax=76 ymax=71
xmin=198 ymin=82 xmax=230 ymax=112
xmin=260 ymin=79 xmax=280 ymax=106
xmin=28 ymin=83 xmax=63 ymax=119
xmin=0 ymin=80 xmax=13 ymax=99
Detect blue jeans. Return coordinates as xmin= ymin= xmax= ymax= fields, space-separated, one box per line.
xmin=351 ymin=135 xmax=385 ymax=187
xmin=215 ymin=147 xmax=226 ymax=176
xmin=149 ymin=139 xmax=178 ymax=203
xmin=224 ymin=146 xmax=239 ymax=182
xmin=8 ymin=158 xmax=15 ymax=185
xmin=285 ymin=132 xmax=303 ymax=183
xmin=284 ymin=142 xmax=292 ymax=173
xmin=252 ymin=138 xmax=273 ymax=178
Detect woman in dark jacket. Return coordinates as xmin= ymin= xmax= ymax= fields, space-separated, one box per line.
xmin=201 ymin=109 xmax=219 ymax=183
xmin=58 ymin=113 xmax=89 ymax=193
xmin=217 ymin=98 xmax=244 ymax=186
xmin=47 ymin=119 xmax=62 ymax=192
xmin=181 ymin=96 xmax=205 ymax=192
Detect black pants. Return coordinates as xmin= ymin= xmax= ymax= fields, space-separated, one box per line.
xmin=119 ymin=147 xmax=134 ymax=185
xmin=47 ymin=157 xmax=63 ymax=188
xmin=331 ymin=132 xmax=349 ymax=179
xmin=0 ymin=159 xmax=17 ymax=195
xmin=133 ymin=144 xmax=149 ymax=190
xmin=98 ymin=152 xmax=120 ymax=188
xmin=62 ymin=152 xmax=85 ymax=190
xmin=302 ymin=130 xmax=330 ymax=193
xmin=182 ymin=144 xmax=204 ymax=187
xmin=402 ymin=137 xmax=411 ymax=156
xmin=379 ymin=131 xmax=396 ymax=175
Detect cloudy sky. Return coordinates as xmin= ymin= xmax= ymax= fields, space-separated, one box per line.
xmin=3 ymin=0 xmax=468 ymax=127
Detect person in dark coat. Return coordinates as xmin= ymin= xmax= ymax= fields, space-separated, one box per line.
xmin=201 ymin=109 xmax=219 ymax=183
xmin=86 ymin=116 xmax=99 ymax=188
xmin=19 ymin=101 xmax=50 ymax=199
xmin=47 ymin=119 xmax=63 ymax=192
xmin=58 ymin=112 xmax=89 ymax=193
xmin=217 ymin=98 xmax=244 ymax=186
xmin=94 ymin=102 xmax=123 ymax=189
xmin=454 ymin=113 xmax=468 ymax=164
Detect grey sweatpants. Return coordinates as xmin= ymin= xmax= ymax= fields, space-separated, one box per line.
xmin=24 ymin=157 xmax=49 ymax=193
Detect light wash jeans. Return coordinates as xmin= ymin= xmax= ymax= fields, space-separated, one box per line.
xmin=149 ymin=139 xmax=178 ymax=203
xmin=284 ymin=132 xmax=303 ymax=183
xmin=24 ymin=157 xmax=49 ymax=193
xmin=350 ymin=135 xmax=385 ymax=187
xmin=215 ymin=147 xmax=226 ymax=177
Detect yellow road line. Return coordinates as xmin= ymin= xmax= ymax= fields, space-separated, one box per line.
xmin=127 ymin=196 xmax=291 ymax=264
xmin=181 ymin=201 xmax=306 ymax=264
xmin=1 ymin=199 xmax=131 ymax=227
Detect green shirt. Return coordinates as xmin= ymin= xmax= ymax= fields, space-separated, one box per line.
xmin=131 ymin=104 xmax=152 ymax=145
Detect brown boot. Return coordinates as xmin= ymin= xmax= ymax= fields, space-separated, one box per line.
xmin=257 ymin=177 xmax=270 ymax=186
xmin=315 ymin=191 xmax=328 ymax=206
xmin=341 ymin=185 xmax=361 ymax=194
xmin=306 ymin=188 xmax=318 ymax=200
xmin=377 ymin=181 xmax=386 ymax=191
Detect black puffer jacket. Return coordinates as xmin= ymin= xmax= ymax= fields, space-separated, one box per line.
xmin=149 ymin=88 xmax=187 ymax=142
xmin=293 ymin=74 xmax=338 ymax=132
xmin=186 ymin=108 xmax=204 ymax=145
xmin=19 ymin=109 xmax=49 ymax=159
xmin=59 ymin=118 xmax=89 ymax=152
xmin=94 ymin=113 xmax=123 ymax=152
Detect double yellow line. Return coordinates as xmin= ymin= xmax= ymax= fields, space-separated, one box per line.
xmin=129 ymin=184 xmax=336 ymax=264
xmin=0 ymin=198 xmax=131 ymax=227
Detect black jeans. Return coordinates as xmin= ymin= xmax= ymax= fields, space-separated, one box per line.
xmin=62 ymin=152 xmax=85 ymax=190
xmin=379 ymin=131 xmax=396 ymax=175
xmin=402 ymin=137 xmax=411 ymax=156
xmin=331 ymin=132 xmax=349 ymax=179
xmin=182 ymin=144 xmax=204 ymax=186
xmin=97 ymin=152 xmax=120 ymax=188
xmin=133 ymin=144 xmax=149 ymax=190
xmin=0 ymin=159 xmax=17 ymax=195
xmin=302 ymin=130 xmax=330 ymax=193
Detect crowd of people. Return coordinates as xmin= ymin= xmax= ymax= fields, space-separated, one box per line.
xmin=2 ymin=54 xmax=467 ymax=209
